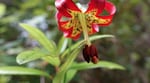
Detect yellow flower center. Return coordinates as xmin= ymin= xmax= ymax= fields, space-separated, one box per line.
xmin=61 ymin=9 xmax=111 ymax=45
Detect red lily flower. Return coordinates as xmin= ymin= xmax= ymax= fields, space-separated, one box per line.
xmin=55 ymin=0 xmax=116 ymax=40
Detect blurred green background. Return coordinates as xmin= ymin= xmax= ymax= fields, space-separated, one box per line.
xmin=0 ymin=0 xmax=150 ymax=83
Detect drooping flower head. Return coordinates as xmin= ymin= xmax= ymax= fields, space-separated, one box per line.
xmin=55 ymin=0 xmax=116 ymax=40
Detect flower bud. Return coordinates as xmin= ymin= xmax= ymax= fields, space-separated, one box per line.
xmin=82 ymin=44 xmax=99 ymax=64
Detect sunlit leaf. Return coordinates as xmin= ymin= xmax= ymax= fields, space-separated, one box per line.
xmin=0 ymin=66 xmax=50 ymax=78
xmin=19 ymin=23 xmax=56 ymax=54
xmin=17 ymin=48 xmax=48 ymax=64
xmin=70 ymin=61 xmax=125 ymax=70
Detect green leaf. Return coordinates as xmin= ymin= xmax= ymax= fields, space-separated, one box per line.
xmin=89 ymin=35 xmax=115 ymax=41
xmin=0 ymin=3 xmax=6 ymax=17
xmin=0 ymin=66 xmax=50 ymax=78
xmin=19 ymin=23 xmax=56 ymax=54
xmin=60 ymin=47 xmax=82 ymax=71
xmin=64 ymin=69 xmax=77 ymax=83
xmin=53 ymin=71 xmax=65 ymax=83
xmin=70 ymin=61 xmax=125 ymax=70
xmin=57 ymin=36 xmax=68 ymax=54
xmin=42 ymin=56 xmax=60 ymax=66
xmin=16 ymin=48 xmax=48 ymax=64
xmin=61 ymin=34 xmax=114 ymax=59
xmin=53 ymin=47 xmax=82 ymax=83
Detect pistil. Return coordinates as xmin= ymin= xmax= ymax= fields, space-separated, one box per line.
xmin=78 ymin=13 xmax=91 ymax=46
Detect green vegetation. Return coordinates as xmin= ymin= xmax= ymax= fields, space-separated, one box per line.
xmin=0 ymin=0 xmax=149 ymax=83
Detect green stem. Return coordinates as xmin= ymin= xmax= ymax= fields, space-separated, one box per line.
xmin=78 ymin=13 xmax=91 ymax=46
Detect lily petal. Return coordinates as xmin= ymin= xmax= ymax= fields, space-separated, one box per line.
xmin=56 ymin=10 xmax=83 ymax=40
xmin=91 ymin=24 xmax=99 ymax=33
xmin=56 ymin=12 xmax=70 ymax=31
xmin=97 ymin=1 xmax=116 ymax=26
xmin=64 ymin=28 xmax=81 ymax=40
xmin=55 ymin=0 xmax=81 ymax=17
xmin=86 ymin=0 xmax=105 ymax=14
xmin=87 ymin=23 xmax=99 ymax=35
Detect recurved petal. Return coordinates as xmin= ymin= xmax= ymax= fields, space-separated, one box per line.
xmin=86 ymin=0 xmax=105 ymax=14
xmin=55 ymin=0 xmax=81 ymax=17
xmin=97 ymin=1 xmax=116 ymax=26
xmin=105 ymin=1 xmax=116 ymax=15
xmin=56 ymin=12 xmax=69 ymax=31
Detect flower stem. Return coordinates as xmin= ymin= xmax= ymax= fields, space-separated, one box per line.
xmin=78 ymin=13 xmax=91 ymax=46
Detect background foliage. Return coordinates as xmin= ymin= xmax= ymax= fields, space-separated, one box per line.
xmin=0 ymin=0 xmax=150 ymax=83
